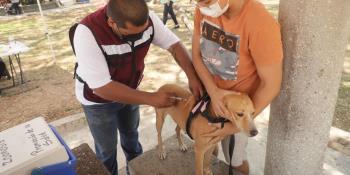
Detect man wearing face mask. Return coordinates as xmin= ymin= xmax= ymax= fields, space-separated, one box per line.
xmin=192 ymin=0 xmax=283 ymax=174
xmin=68 ymin=0 xmax=203 ymax=174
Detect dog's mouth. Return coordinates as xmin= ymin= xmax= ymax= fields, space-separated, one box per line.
xmin=238 ymin=116 xmax=258 ymax=137
xmin=248 ymin=119 xmax=258 ymax=137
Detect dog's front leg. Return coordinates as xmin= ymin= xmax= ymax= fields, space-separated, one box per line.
xmin=194 ymin=143 xmax=205 ymax=175
xmin=203 ymin=146 xmax=215 ymax=175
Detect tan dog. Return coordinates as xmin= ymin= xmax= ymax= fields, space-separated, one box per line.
xmin=155 ymin=84 xmax=257 ymax=175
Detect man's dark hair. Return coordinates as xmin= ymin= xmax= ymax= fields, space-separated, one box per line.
xmin=107 ymin=0 xmax=149 ymax=28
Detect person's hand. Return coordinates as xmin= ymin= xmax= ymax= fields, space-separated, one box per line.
xmin=208 ymin=88 xmax=240 ymax=120
xmin=201 ymin=122 xmax=241 ymax=144
xmin=188 ymin=75 xmax=204 ymax=100
xmin=149 ymin=91 xmax=178 ymax=108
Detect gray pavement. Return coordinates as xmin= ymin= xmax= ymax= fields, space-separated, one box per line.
xmin=50 ymin=106 xmax=350 ymax=175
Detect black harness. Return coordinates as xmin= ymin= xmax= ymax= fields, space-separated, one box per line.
xmin=185 ymin=93 xmax=236 ymax=175
xmin=185 ymin=93 xmax=230 ymax=140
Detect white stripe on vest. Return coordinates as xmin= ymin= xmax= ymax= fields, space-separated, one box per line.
xmin=101 ymin=26 xmax=153 ymax=55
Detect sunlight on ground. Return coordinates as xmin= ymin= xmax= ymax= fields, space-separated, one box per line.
xmin=342 ymin=82 xmax=350 ymax=87
xmin=324 ymin=163 xmax=346 ymax=175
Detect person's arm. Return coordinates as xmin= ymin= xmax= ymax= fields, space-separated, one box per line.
xmin=150 ymin=10 xmax=203 ymax=99
xmin=248 ymin=17 xmax=284 ymax=118
xmin=192 ymin=29 xmax=217 ymax=94
xmin=192 ymin=15 xmax=232 ymax=118
xmin=93 ymin=81 xmax=175 ymax=108
xmin=252 ymin=63 xmax=282 ymax=118
xmin=167 ymin=41 xmax=203 ymax=99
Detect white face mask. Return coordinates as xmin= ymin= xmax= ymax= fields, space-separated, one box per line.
xmin=199 ymin=0 xmax=229 ymax=18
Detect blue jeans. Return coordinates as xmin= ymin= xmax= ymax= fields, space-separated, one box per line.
xmin=82 ymin=102 xmax=143 ymax=175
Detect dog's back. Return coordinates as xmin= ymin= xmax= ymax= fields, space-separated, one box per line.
xmin=155 ymin=84 xmax=195 ymax=130
xmin=157 ymin=84 xmax=192 ymax=100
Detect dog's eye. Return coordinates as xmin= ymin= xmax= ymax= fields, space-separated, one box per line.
xmin=252 ymin=112 xmax=255 ymax=115
xmin=236 ymin=113 xmax=244 ymax=117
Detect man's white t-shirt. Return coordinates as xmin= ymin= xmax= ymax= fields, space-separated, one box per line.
xmin=74 ymin=11 xmax=180 ymax=105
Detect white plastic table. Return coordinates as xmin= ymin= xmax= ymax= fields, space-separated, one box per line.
xmin=0 ymin=41 xmax=30 ymax=86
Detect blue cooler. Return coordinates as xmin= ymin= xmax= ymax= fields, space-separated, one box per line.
xmin=31 ymin=126 xmax=77 ymax=175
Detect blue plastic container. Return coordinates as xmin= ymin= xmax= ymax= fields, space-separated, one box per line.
xmin=31 ymin=125 xmax=77 ymax=175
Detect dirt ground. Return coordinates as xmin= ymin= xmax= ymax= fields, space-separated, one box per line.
xmin=0 ymin=1 xmax=349 ymax=132
xmin=0 ymin=1 xmax=193 ymax=131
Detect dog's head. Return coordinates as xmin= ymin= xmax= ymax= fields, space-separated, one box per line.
xmin=223 ymin=93 xmax=258 ymax=137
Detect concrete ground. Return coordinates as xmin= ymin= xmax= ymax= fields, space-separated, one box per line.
xmin=50 ymin=106 xmax=350 ymax=175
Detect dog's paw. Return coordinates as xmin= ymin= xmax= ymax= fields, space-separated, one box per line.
xmin=179 ymin=144 xmax=188 ymax=152
xmin=158 ymin=150 xmax=167 ymax=160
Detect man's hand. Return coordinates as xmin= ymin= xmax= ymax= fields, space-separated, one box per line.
xmin=203 ymin=122 xmax=240 ymax=137
xmin=201 ymin=122 xmax=241 ymax=144
xmin=149 ymin=91 xmax=178 ymax=108
xmin=208 ymin=88 xmax=240 ymax=120
xmin=188 ymin=75 xmax=204 ymax=100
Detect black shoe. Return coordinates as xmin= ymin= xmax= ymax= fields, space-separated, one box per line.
xmin=173 ymin=24 xmax=180 ymax=29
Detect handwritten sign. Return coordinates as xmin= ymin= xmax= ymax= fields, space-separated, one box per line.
xmin=0 ymin=139 xmax=12 ymax=167
xmin=0 ymin=117 xmax=69 ymax=175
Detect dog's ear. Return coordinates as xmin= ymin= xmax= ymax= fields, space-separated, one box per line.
xmin=222 ymin=95 xmax=232 ymax=109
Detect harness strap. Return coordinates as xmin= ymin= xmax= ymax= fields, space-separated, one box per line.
xmin=200 ymin=107 xmax=230 ymax=127
xmin=185 ymin=113 xmax=195 ymax=139
xmin=73 ymin=63 xmax=78 ymax=80
xmin=186 ymin=93 xmax=210 ymax=139
xmin=75 ymin=73 xmax=85 ymax=84
xmin=69 ymin=23 xmax=79 ymax=80
xmin=186 ymin=96 xmax=207 ymax=139
xmin=185 ymin=93 xmax=230 ymax=139
xmin=68 ymin=23 xmax=78 ymax=55
xmin=199 ymin=96 xmax=230 ymax=128
xmin=229 ymin=135 xmax=235 ymax=175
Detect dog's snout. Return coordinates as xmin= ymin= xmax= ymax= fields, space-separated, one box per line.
xmin=250 ymin=130 xmax=258 ymax=137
